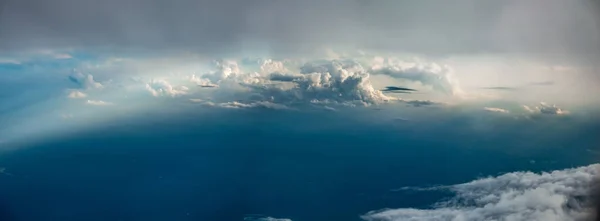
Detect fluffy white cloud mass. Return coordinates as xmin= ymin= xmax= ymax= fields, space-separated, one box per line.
xmin=239 ymin=60 xmax=394 ymax=106
xmin=362 ymin=164 xmax=599 ymax=221
xmin=146 ymin=79 xmax=189 ymax=97
xmin=523 ymin=102 xmax=569 ymax=115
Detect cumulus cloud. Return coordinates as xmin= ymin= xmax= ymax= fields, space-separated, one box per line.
xmin=243 ymin=60 xmax=393 ymax=106
xmin=260 ymin=59 xmax=289 ymax=74
xmin=68 ymin=72 xmax=103 ymax=89
xmin=370 ymin=57 xmax=463 ymax=96
xmin=484 ymin=107 xmax=510 ymax=113
xmin=362 ymin=164 xmax=599 ymax=221
xmin=86 ymin=100 xmax=113 ymax=106
xmin=146 ymin=79 xmax=189 ymax=97
xmin=67 ymin=90 xmax=87 ymax=99
xmin=201 ymin=60 xmax=243 ymax=84
xmin=523 ymin=102 xmax=569 ymax=115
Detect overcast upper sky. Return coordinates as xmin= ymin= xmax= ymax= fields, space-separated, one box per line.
xmin=1 ymin=0 xmax=599 ymax=59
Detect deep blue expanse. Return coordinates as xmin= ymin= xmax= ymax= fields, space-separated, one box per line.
xmin=0 ymin=108 xmax=597 ymax=221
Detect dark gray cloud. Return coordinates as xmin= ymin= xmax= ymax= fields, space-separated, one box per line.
xmin=0 ymin=0 xmax=598 ymax=58
xmin=382 ymin=86 xmax=417 ymax=92
xmin=404 ymin=100 xmax=440 ymax=107
xmin=268 ymin=72 xmax=300 ymax=82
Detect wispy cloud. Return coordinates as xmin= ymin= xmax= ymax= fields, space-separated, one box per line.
xmin=483 ymin=107 xmax=509 ymax=113
xmin=86 ymin=100 xmax=113 ymax=106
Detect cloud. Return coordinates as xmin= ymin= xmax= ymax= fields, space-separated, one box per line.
xmin=362 ymin=164 xmax=599 ymax=221
xmin=244 ymin=215 xmax=292 ymax=221
xmin=145 ymin=79 xmax=189 ymax=97
xmin=370 ymin=58 xmax=463 ymax=96
xmin=401 ymin=99 xmax=442 ymax=107
xmin=67 ymin=90 xmax=87 ymax=99
xmin=260 ymin=59 xmax=288 ymax=74
xmin=481 ymin=86 xmax=516 ymax=90
xmin=86 ymin=100 xmax=113 ymax=106
xmin=268 ymin=72 xmax=301 ymax=82
xmin=484 ymin=107 xmax=510 ymax=113
xmin=241 ymin=59 xmax=394 ymax=106
xmin=68 ymin=72 xmax=103 ymax=89
xmin=205 ymin=101 xmax=291 ymax=110
xmin=523 ymin=102 xmax=569 ymax=115
xmin=201 ymin=60 xmax=243 ymax=84
xmin=381 ymin=86 xmax=417 ymax=92
xmin=190 ymin=75 xmax=219 ymax=88
xmin=1 ymin=0 xmax=598 ymax=60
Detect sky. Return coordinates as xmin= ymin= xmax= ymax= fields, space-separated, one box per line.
xmin=1 ymin=0 xmax=600 ymax=220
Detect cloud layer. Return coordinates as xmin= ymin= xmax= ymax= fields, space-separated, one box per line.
xmin=1 ymin=0 xmax=598 ymax=59
xmin=362 ymin=164 xmax=599 ymax=221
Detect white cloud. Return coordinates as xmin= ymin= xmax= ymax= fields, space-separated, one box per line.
xmin=523 ymin=102 xmax=569 ymax=115
xmin=86 ymin=100 xmax=113 ymax=106
xmin=206 ymin=101 xmax=291 ymax=110
xmin=188 ymin=98 xmax=204 ymax=103
xmin=146 ymin=79 xmax=189 ymax=97
xmin=370 ymin=57 xmax=464 ymax=96
xmin=362 ymin=164 xmax=599 ymax=221
xmin=69 ymin=72 xmax=103 ymax=89
xmin=484 ymin=107 xmax=510 ymax=113
xmin=201 ymin=60 xmax=243 ymax=83
xmin=67 ymin=90 xmax=87 ymax=99
xmin=243 ymin=60 xmax=394 ymax=106
xmin=260 ymin=59 xmax=288 ymax=74
xmin=190 ymin=75 xmax=219 ymax=88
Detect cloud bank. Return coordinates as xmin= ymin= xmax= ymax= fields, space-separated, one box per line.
xmin=362 ymin=164 xmax=599 ymax=221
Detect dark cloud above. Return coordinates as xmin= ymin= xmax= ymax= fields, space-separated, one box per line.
xmin=382 ymin=86 xmax=417 ymax=92
xmin=1 ymin=0 xmax=599 ymax=58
